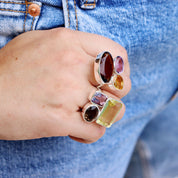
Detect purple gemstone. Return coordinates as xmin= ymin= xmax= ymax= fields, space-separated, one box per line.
xmin=114 ymin=56 xmax=124 ymax=74
xmin=91 ymin=92 xmax=108 ymax=107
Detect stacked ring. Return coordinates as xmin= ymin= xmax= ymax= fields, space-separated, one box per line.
xmin=83 ymin=90 xmax=123 ymax=128
xmin=82 ymin=51 xmax=125 ymax=128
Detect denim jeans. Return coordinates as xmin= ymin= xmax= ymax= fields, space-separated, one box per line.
xmin=0 ymin=0 xmax=177 ymax=177
xmin=125 ymin=97 xmax=178 ymax=178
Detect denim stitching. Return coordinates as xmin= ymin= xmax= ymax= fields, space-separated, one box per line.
xmin=84 ymin=3 xmax=95 ymax=7
xmin=0 ymin=8 xmax=25 ymax=13
xmin=31 ymin=17 xmax=35 ymax=31
xmin=66 ymin=0 xmax=70 ymax=28
xmin=83 ymin=0 xmax=96 ymax=8
xmin=23 ymin=0 xmax=28 ymax=32
xmin=74 ymin=0 xmax=78 ymax=30
xmin=0 ymin=0 xmax=33 ymax=5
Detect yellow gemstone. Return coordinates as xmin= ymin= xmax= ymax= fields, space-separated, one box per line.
xmin=113 ymin=75 xmax=124 ymax=90
xmin=96 ymin=99 xmax=123 ymax=128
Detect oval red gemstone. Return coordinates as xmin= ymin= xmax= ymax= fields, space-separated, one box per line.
xmin=114 ymin=56 xmax=124 ymax=74
xmin=99 ymin=52 xmax=114 ymax=83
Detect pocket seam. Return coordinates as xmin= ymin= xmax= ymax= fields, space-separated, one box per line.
xmin=66 ymin=0 xmax=70 ymax=28
xmin=0 ymin=0 xmax=42 ymax=32
xmin=73 ymin=0 xmax=78 ymax=30
xmin=0 ymin=8 xmax=25 ymax=13
xmin=23 ymin=0 xmax=28 ymax=32
xmin=0 ymin=0 xmax=33 ymax=5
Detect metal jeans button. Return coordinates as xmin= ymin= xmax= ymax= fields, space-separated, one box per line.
xmin=28 ymin=3 xmax=41 ymax=17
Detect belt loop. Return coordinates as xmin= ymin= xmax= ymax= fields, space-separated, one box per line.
xmin=80 ymin=0 xmax=98 ymax=9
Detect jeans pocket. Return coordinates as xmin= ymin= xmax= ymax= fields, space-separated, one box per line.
xmin=0 ymin=0 xmax=42 ymax=48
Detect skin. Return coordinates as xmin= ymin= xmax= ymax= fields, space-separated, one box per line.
xmin=0 ymin=28 xmax=131 ymax=144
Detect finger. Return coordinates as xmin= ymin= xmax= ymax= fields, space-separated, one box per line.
xmin=69 ymin=135 xmax=94 ymax=144
xmin=67 ymin=90 xmax=125 ymax=143
xmin=87 ymin=57 xmax=131 ymax=98
xmin=53 ymin=28 xmax=131 ymax=99
xmin=67 ymin=111 xmax=106 ymax=143
xmin=74 ymin=31 xmax=131 ymax=98
xmin=75 ymin=30 xmax=130 ymax=76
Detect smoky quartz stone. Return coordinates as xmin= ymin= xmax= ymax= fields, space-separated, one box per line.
xmin=84 ymin=105 xmax=99 ymax=122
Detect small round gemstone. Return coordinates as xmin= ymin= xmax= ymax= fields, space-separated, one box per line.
xmin=114 ymin=56 xmax=124 ymax=74
xmin=84 ymin=105 xmax=99 ymax=122
xmin=99 ymin=52 xmax=114 ymax=83
xmin=113 ymin=75 xmax=124 ymax=90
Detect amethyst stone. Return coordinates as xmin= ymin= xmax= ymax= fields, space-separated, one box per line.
xmin=99 ymin=52 xmax=114 ymax=83
xmin=114 ymin=56 xmax=124 ymax=74
xmin=91 ymin=92 xmax=108 ymax=107
xmin=84 ymin=105 xmax=99 ymax=122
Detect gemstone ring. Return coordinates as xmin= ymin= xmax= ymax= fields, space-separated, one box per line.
xmin=94 ymin=51 xmax=124 ymax=90
xmin=82 ymin=90 xmax=123 ymax=128
xmin=82 ymin=51 xmax=124 ymax=128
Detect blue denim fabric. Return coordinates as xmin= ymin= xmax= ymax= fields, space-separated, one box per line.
xmin=0 ymin=0 xmax=178 ymax=178
xmin=125 ymin=97 xmax=178 ymax=178
xmin=0 ymin=0 xmax=64 ymax=48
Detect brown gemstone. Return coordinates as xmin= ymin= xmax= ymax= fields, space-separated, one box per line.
xmin=99 ymin=52 xmax=114 ymax=83
xmin=84 ymin=105 xmax=99 ymax=122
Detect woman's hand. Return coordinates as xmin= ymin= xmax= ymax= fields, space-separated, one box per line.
xmin=0 ymin=28 xmax=131 ymax=143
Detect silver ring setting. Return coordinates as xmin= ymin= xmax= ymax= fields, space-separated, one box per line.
xmin=82 ymin=51 xmax=125 ymax=128
xmin=94 ymin=51 xmax=124 ymax=90
xmin=83 ymin=90 xmax=123 ymax=128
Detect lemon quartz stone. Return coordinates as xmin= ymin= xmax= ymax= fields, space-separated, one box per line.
xmin=96 ymin=99 xmax=123 ymax=128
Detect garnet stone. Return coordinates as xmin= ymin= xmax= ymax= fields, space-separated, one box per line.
xmin=99 ymin=52 xmax=114 ymax=83
xmin=114 ymin=56 xmax=124 ymax=74
xmin=84 ymin=105 xmax=99 ymax=122
xmin=91 ymin=92 xmax=108 ymax=107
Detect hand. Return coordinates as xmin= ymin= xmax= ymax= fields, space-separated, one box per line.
xmin=0 ymin=28 xmax=131 ymax=143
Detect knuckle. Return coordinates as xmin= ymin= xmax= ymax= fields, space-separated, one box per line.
xmin=62 ymin=49 xmax=86 ymax=66
xmin=52 ymin=28 xmax=71 ymax=39
xmin=51 ymin=28 xmax=77 ymax=45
